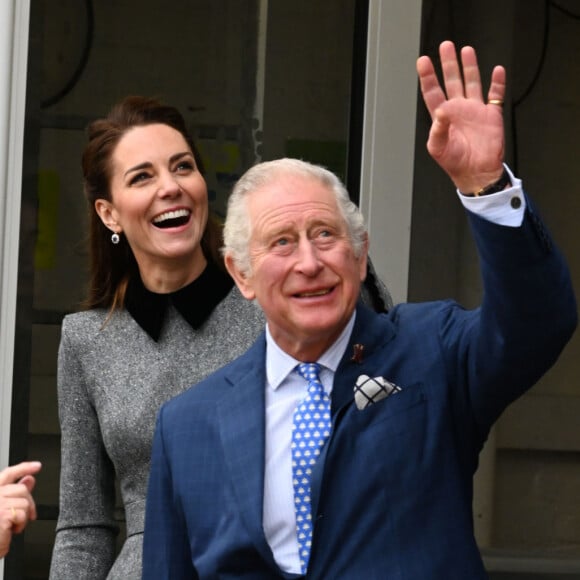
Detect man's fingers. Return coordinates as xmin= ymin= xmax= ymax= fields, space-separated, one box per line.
xmin=487 ymin=65 xmax=507 ymax=104
xmin=4 ymin=495 xmax=38 ymax=529
xmin=417 ymin=55 xmax=446 ymax=118
xmin=0 ymin=461 xmax=42 ymax=485
xmin=19 ymin=474 xmax=37 ymax=493
xmin=420 ymin=42 xmax=506 ymax=109
xmin=426 ymin=109 xmax=451 ymax=159
xmin=461 ymin=46 xmax=483 ymax=101
xmin=439 ymin=40 xmax=464 ymax=99
xmin=0 ymin=461 xmax=41 ymax=533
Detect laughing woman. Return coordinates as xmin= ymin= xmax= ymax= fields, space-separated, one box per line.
xmin=49 ymin=96 xmax=391 ymax=579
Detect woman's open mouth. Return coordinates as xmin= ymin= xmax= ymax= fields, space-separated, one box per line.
xmin=152 ymin=208 xmax=191 ymax=229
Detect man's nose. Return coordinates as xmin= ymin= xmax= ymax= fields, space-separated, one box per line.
xmin=295 ymin=239 xmax=322 ymax=275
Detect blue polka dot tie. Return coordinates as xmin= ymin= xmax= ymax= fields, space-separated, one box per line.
xmin=292 ymin=362 xmax=332 ymax=574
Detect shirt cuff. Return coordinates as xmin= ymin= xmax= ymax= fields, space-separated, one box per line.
xmin=457 ymin=164 xmax=526 ymax=227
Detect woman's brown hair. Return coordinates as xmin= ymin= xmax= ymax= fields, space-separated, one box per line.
xmin=82 ymin=95 xmax=223 ymax=311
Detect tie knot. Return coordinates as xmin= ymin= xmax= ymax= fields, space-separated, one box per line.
xmin=297 ymin=362 xmax=321 ymax=383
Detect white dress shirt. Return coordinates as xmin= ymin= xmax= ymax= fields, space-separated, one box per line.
xmin=458 ymin=165 xmax=524 ymax=226
xmin=262 ymin=315 xmax=355 ymax=573
xmin=262 ymin=171 xmax=525 ymax=572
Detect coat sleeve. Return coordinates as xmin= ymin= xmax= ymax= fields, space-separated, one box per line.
xmin=142 ymin=407 xmax=198 ymax=580
xmin=444 ymin=194 xmax=577 ymax=442
xmin=49 ymin=317 xmax=118 ymax=580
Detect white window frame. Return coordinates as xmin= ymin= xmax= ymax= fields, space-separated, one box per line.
xmin=358 ymin=0 xmax=422 ymax=306
xmin=0 ymin=4 xmax=31 ymax=576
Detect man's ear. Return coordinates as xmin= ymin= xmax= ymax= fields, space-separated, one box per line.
xmin=358 ymin=233 xmax=369 ymax=282
xmin=94 ymin=199 xmax=119 ymax=233
xmin=225 ymin=254 xmax=256 ymax=300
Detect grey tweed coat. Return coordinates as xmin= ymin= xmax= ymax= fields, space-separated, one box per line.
xmin=49 ymin=287 xmax=265 ymax=580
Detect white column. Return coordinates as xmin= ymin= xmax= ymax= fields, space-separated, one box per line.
xmin=253 ymin=0 xmax=268 ymax=163
xmin=0 ymin=2 xmax=31 ymax=575
xmin=358 ymin=0 xmax=423 ymax=305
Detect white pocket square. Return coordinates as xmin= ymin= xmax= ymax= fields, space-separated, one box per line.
xmin=354 ymin=374 xmax=402 ymax=410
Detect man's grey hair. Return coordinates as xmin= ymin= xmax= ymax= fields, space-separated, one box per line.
xmin=223 ymin=158 xmax=367 ymax=276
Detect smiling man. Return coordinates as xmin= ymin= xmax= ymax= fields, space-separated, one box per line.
xmin=142 ymin=41 xmax=577 ymax=580
xmin=226 ymin=166 xmax=368 ymax=363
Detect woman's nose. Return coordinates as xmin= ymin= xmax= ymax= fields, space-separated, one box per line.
xmin=158 ymin=172 xmax=180 ymax=197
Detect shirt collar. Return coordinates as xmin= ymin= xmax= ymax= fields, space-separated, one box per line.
xmin=124 ymin=259 xmax=234 ymax=341
xmin=266 ymin=312 xmax=357 ymax=390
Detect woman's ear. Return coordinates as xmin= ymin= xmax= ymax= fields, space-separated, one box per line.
xmin=94 ymin=199 xmax=119 ymax=233
xmin=224 ymin=254 xmax=256 ymax=300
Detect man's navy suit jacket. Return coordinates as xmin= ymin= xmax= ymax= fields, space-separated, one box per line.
xmin=143 ymin=204 xmax=576 ymax=579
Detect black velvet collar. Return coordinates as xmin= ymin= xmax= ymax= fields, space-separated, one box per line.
xmin=124 ymin=259 xmax=234 ymax=342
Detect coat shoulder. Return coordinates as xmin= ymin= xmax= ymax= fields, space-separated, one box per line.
xmin=161 ymin=332 xmax=266 ymax=415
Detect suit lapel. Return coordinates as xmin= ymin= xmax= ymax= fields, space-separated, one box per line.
xmin=217 ymin=337 xmax=279 ymax=569
xmin=311 ymin=304 xmax=397 ymax=517
xmin=331 ymin=304 xmax=397 ymax=414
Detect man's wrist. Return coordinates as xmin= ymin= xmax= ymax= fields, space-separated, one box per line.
xmin=460 ymin=168 xmax=511 ymax=197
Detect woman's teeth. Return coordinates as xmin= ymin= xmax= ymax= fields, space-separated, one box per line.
xmin=153 ymin=209 xmax=191 ymax=228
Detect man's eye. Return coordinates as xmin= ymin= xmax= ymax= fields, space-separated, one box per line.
xmin=274 ymin=237 xmax=289 ymax=246
xmin=316 ymin=229 xmax=335 ymax=240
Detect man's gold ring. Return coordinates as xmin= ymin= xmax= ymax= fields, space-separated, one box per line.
xmin=11 ymin=506 xmax=16 ymax=518
xmin=488 ymin=99 xmax=504 ymax=106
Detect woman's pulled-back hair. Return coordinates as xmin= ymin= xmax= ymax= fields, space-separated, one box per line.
xmin=82 ymin=95 xmax=222 ymax=311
